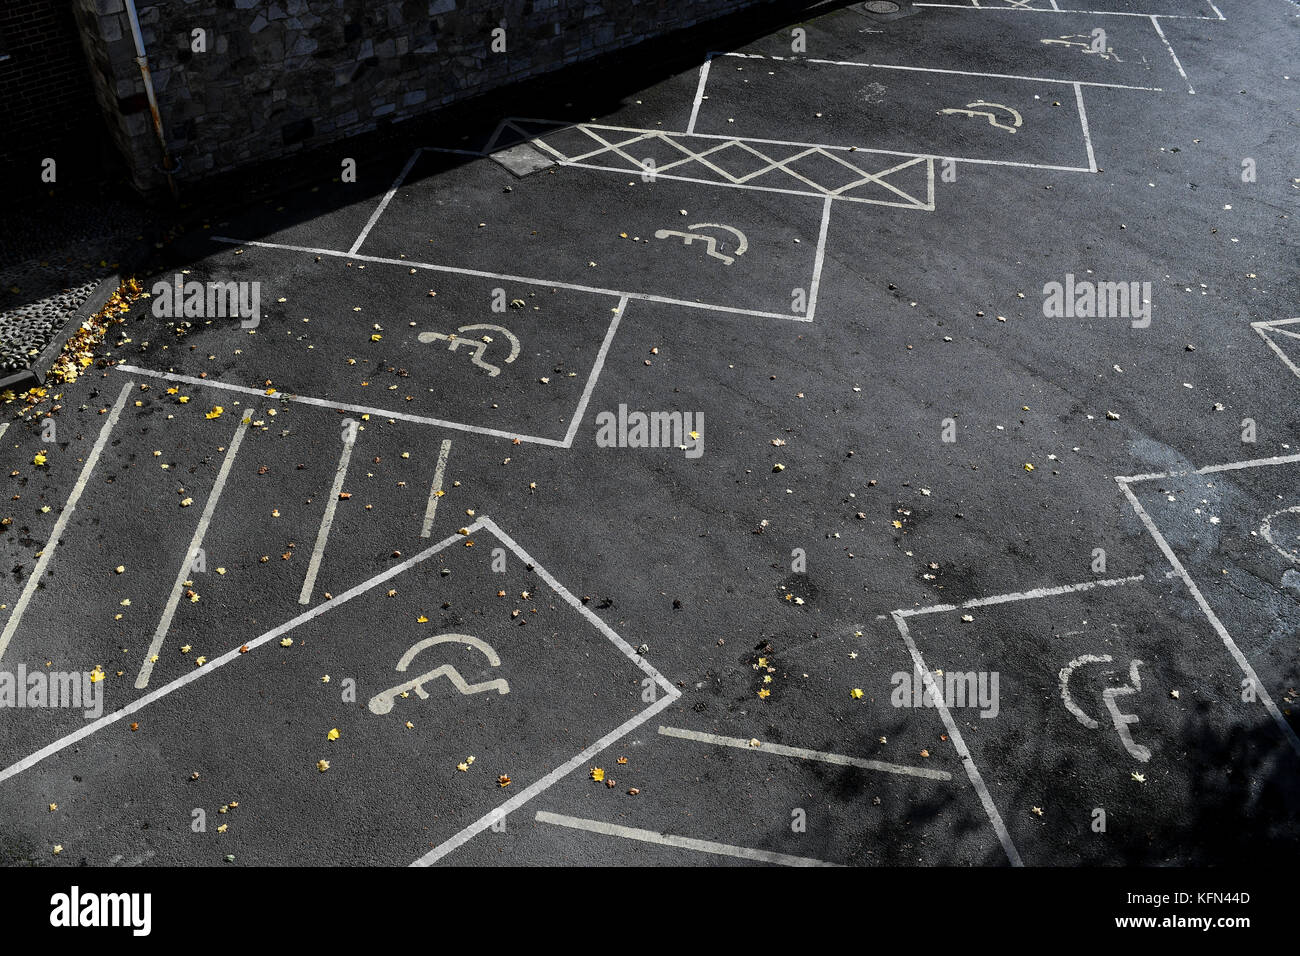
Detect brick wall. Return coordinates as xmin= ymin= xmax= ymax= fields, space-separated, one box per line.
xmin=0 ymin=0 xmax=111 ymax=193
xmin=71 ymin=0 xmax=778 ymax=194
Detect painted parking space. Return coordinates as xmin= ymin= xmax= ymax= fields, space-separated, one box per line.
xmin=738 ymin=10 xmax=1184 ymax=91
xmin=893 ymin=573 xmax=1300 ymax=864
xmin=1121 ymin=453 xmax=1300 ymax=745
xmin=0 ymin=518 xmax=675 ymax=865
xmin=117 ymin=244 xmax=627 ymax=446
xmin=351 ymin=145 xmax=835 ymax=321
xmin=692 ymin=54 xmax=1099 ymax=169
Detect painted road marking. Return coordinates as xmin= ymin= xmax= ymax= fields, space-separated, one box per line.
xmin=1149 ymin=15 xmax=1194 ymax=93
xmin=1058 ymin=655 xmax=1152 ymax=762
xmin=896 ymin=572 xmax=1145 ymax=618
xmin=298 ymin=427 xmax=358 ymax=605
xmin=208 ymin=237 xmax=810 ymax=324
xmin=686 ymin=53 xmax=713 ymax=135
xmin=477 ymin=515 xmax=676 ymax=698
xmin=1114 ymin=451 xmax=1300 ymax=485
xmin=135 ymin=414 xmax=251 ymax=688
xmin=368 ymin=634 xmax=510 ymax=714
xmin=654 ymin=223 xmax=749 ymax=265
xmin=515 ymin=120 xmax=936 ymax=208
xmin=657 ymin=725 xmax=953 ymax=780
xmin=1116 ymin=474 xmax=1300 ymax=759
xmin=412 ymin=693 xmax=678 ymax=866
xmin=1260 ymin=506 xmax=1300 ymax=565
xmin=418 ymin=323 xmax=522 ymax=377
xmin=534 ymin=811 xmax=842 ymax=867
xmin=409 ymin=514 xmax=680 ymax=865
xmin=0 ymin=523 xmax=482 ymax=786
xmin=349 ymin=147 xmax=423 ymax=255
xmin=892 ymin=611 xmax=1023 ymax=866
xmin=1074 ymin=83 xmax=1097 ymax=171
xmin=1252 ymin=317 xmax=1300 ymax=380
xmin=562 ymin=296 xmax=626 ymax=447
xmin=713 ymin=50 xmax=1164 ymax=92
xmin=420 ymin=438 xmax=452 ymax=538
xmin=701 ymin=54 xmax=1110 ymax=170
xmin=0 ymin=381 xmax=134 ymax=661
xmin=117 ymin=363 xmax=565 ymax=446
xmin=938 ymin=101 xmax=1024 ymax=132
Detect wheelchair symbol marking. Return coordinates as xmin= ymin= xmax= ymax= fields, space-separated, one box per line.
xmin=1059 ymin=654 xmax=1151 ymax=762
xmin=368 ymin=633 xmax=510 ymax=715
xmin=418 ymin=323 xmax=521 ymax=377
xmin=937 ymin=101 xmax=1023 ymax=134
xmin=654 ymin=223 xmax=749 ymax=266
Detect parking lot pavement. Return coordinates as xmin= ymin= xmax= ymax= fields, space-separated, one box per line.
xmin=1 ymin=0 xmax=1298 ymax=867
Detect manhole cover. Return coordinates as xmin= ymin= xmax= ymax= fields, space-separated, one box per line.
xmin=854 ymin=0 xmax=914 ymax=18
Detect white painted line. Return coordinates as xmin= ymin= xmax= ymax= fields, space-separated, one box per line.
xmin=1150 ymin=15 xmax=1194 ymax=94
xmin=892 ymin=612 xmax=1024 ymax=866
xmin=414 ymin=693 xmax=678 ymax=866
xmin=561 ymin=296 xmax=626 ymax=448
xmin=534 ymin=810 xmax=842 ymax=866
xmin=409 ymin=515 xmax=682 ymax=864
xmin=0 ymin=524 xmax=479 ymax=787
xmin=645 ymin=130 xmax=1096 ymax=173
xmin=686 ymin=54 xmax=713 ymax=135
xmin=897 ymin=573 xmax=1145 ymax=618
xmin=715 ymin=50 xmax=1165 ymax=91
xmin=501 ymin=116 xmax=1097 ymax=173
xmin=0 ymin=422 xmax=8 ymax=443
xmin=115 ymin=364 xmax=569 ymax=446
xmin=912 ymin=3 xmax=1221 ymax=19
xmin=1115 ymin=451 xmax=1300 ymax=484
xmin=805 ymin=196 xmax=833 ymax=324
xmin=0 ymin=381 xmax=133 ymax=661
xmin=1206 ymin=0 xmax=1225 ymax=19
xmin=348 ymin=148 xmax=422 ymax=255
xmin=1049 ymin=0 xmax=1061 ymax=8
xmin=420 ymin=438 xmax=452 ymax=538
xmin=1254 ymin=324 xmax=1300 ymax=380
xmin=209 ymin=237 xmax=811 ymax=323
xmin=658 ymin=725 xmax=953 ymax=780
xmin=1074 ymin=83 xmax=1097 ymax=172
xmin=550 ymin=158 xmax=931 ymax=207
xmin=135 ymin=415 xmax=250 ymax=689
xmin=477 ymin=515 xmax=677 ymax=697
xmin=298 ymin=430 xmax=358 ymax=605
xmin=1117 ymin=482 xmax=1300 ymax=758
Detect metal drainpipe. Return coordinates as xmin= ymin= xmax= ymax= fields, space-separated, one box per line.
xmin=122 ymin=0 xmax=179 ymax=198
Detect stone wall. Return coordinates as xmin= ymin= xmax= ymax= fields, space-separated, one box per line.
xmin=71 ymin=0 xmax=776 ymax=194
xmin=0 ymin=0 xmax=107 ymax=193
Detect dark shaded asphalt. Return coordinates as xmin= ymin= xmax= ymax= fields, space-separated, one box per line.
xmin=1 ymin=0 xmax=1298 ymax=868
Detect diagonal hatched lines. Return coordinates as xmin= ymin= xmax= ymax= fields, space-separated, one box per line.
xmin=507 ymin=120 xmax=934 ymax=209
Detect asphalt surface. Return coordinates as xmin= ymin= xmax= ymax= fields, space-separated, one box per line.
xmin=2 ymin=0 xmax=1299 ymax=868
